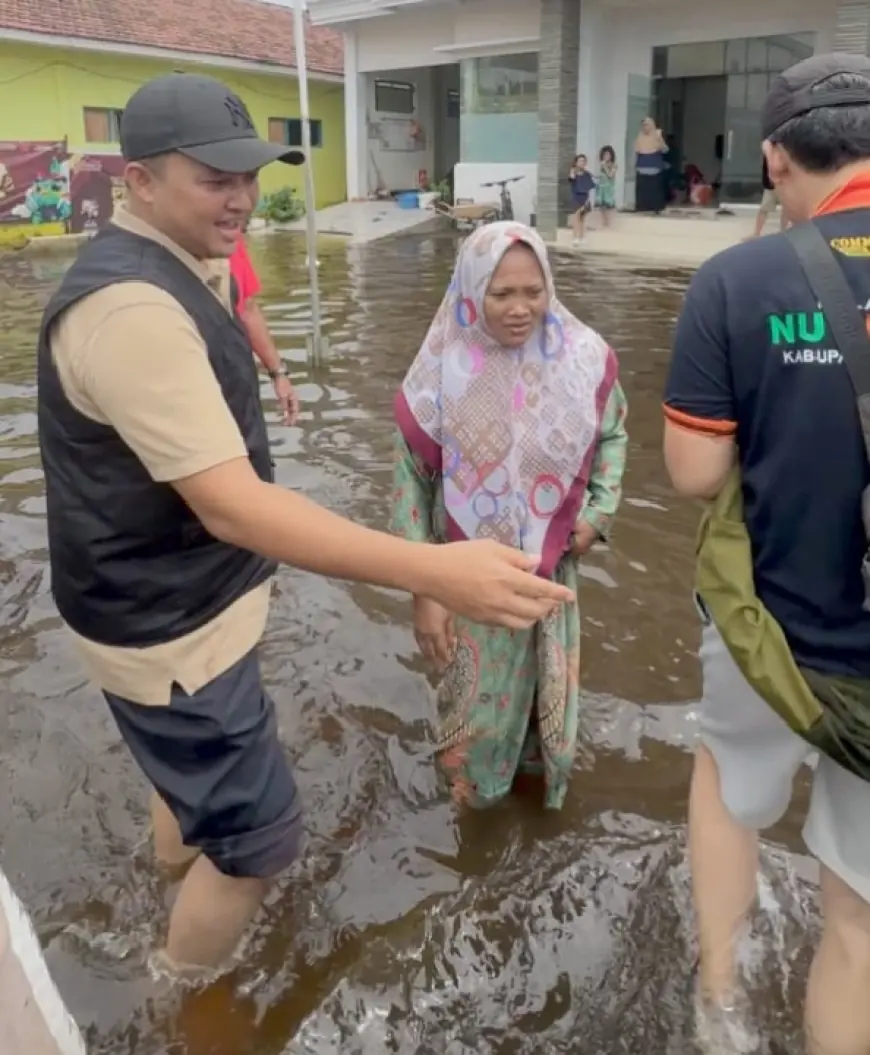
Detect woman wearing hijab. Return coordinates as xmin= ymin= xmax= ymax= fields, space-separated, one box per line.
xmin=391 ymin=222 xmax=628 ymax=810
xmin=634 ymin=117 xmax=669 ymax=214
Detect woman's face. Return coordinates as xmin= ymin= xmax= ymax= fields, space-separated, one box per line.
xmin=483 ymin=244 xmax=548 ymax=349
xmin=641 ymin=117 xmax=654 ymax=133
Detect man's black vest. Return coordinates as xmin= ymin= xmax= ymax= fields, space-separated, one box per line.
xmin=37 ymin=224 xmax=277 ymax=647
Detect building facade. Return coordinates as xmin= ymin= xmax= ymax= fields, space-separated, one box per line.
xmin=308 ymin=0 xmax=870 ymax=237
xmin=0 ymin=0 xmax=347 ymax=207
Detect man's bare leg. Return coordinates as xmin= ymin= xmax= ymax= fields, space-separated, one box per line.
xmin=149 ymin=793 xmax=269 ymax=970
xmin=689 ymin=745 xmax=759 ymax=1000
xmin=151 ymin=792 xmax=199 ymax=870
xmin=165 ymin=856 xmax=270 ymax=970
xmin=150 ymin=792 xmax=269 ymax=971
xmin=806 ymin=867 xmax=870 ymax=1055
xmin=748 ymin=206 xmax=768 ymax=239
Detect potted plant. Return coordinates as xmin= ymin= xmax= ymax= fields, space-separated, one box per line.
xmin=416 ymin=178 xmax=448 ymax=210
xmin=257 ymin=186 xmax=306 ymax=225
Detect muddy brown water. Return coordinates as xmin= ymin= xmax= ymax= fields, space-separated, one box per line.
xmin=0 ymin=231 xmax=818 ymax=1054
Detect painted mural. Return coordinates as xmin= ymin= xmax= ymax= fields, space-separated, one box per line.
xmin=68 ymin=153 xmax=126 ymax=234
xmin=0 ymin=140 xmax=70 ymax=243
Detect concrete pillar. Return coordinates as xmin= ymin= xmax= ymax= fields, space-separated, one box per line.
xmin=834 ymin=1 xmax=870 ymax=53
xmin=536 ymin=0 xmax=581 ymax=240
xmin=343 ymin=33 xmax=367 ymax=199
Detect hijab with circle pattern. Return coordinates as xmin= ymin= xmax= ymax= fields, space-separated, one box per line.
xmin=394 ymin=221 xmax=618 ymax=577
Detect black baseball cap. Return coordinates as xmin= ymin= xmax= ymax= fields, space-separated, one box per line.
xmin=762 ymin=52 xmax=870 ymax=140
xmin=120 ymin=73 xmax=305 ymax=172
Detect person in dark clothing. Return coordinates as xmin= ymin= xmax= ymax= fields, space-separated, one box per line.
xmin=37 ymin=73 xmax=574 ymax=979
xmin=568 ymin=153 xmax=596 ymax=245
xmin=633 ymin=117 xmax=668 ymax=213
xmin=664 ymin=54 xmax=870 ymax=1053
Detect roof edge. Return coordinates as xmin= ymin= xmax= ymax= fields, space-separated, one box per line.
xmin=0 ymin=27 xmax=344 ymax=82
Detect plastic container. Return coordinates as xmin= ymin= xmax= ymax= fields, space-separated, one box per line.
xmin=396 ymin=191 xmax=419 ymax=210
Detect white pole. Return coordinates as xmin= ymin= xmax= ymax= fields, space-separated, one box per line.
xmin=292 ymin=0 xmax=326 ymax=366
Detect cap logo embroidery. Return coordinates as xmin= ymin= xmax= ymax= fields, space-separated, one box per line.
xmin=224 ymin=95 xmax=254 ymax=131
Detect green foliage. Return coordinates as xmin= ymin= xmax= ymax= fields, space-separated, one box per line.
xmin=426 ymin=179 xmax=451 ymax=203
xmin=258 ymin=186 xmax=306 ymax=224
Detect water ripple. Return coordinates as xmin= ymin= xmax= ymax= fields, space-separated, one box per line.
xmin=0 ymin=230 xmax=817 ymax=1054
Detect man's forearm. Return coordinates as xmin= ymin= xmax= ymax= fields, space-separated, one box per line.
xmin=241 ymin=300 xmax=282 ymax=374
xmin=178 ymin=462 xmax=435 ymax=596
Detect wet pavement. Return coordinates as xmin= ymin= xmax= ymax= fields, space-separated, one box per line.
xmin=0 ymin=231 xmax=818 ymax=1054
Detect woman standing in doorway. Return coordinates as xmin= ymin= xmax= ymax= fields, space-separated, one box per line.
xmin=634 ymin=117 xmax=668 ymax=214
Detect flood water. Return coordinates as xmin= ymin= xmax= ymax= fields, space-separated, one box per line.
xmin=0 ymin=230 xmax=818 ymax=1054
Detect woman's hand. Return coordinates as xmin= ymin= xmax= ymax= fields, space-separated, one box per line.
xmin=413 ymin=596 xmax=456 ymax=669
xmin=571 ymin=520 xmax=599 ymax=558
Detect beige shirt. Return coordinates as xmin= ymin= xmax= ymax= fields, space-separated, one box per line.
xmin=50 ymin=206 xmax=271 ymax=706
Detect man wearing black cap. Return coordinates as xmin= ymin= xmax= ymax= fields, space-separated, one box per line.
xmin=36 ymin=73 xmax=573 ymax=977
xmin=663 ymin=54 xmax=870 ymax=1053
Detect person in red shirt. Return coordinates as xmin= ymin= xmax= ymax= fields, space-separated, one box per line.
xmin=230 ymin=236 xmax=299 ymax=425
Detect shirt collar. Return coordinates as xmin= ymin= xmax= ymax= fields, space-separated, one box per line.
xmin=111 ymin=204 xmax=229 ymax=302
xmin=814 ymin=172 xmax=870 ymax=217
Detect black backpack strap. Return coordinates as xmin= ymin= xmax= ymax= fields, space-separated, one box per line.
xmin=786 ymin=220 xmax=870 ymax=610
xmin=786 ymin=221 xmax=870 ymax=460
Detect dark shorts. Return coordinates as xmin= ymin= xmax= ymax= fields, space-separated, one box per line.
xmin=573 ymin=198 xmax=592 ymax=214
xmin=104 ymin=650 xmax=303 ymax=879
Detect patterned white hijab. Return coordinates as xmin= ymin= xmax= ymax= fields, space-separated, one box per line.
xmin=396 ymin=222 xmax=614 ymax=566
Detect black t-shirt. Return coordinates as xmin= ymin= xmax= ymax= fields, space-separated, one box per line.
xmin=762 ymin=158 xmax=773 ymax=191
xmin=664 ymin=204 xmax=870 ymax=677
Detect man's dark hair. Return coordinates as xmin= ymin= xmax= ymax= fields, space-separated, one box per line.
xmin=773 ymin=73 xmax=870 ymax=172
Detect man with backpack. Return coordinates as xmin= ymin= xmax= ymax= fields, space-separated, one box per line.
xmin=664 ymin=53 xmax=870 ymax=1054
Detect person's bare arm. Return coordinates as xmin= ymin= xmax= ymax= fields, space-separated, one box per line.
xmin=240 ymin=298 xmax=298 ymax=424
xmin=663 ymin=421 xmax=735 ymax=498
xmin=172 ymin=458 xmax=573 ymax=626
xmin=175 ymin=457 xmax=436 ymax=593
xmin=76 ymin=294 xmax=572 ymax=628
xmin=240 ymin=299 xmax=282 ymax=375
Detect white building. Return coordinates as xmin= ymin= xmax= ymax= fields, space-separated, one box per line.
xmin=306 ymin=0 xmax=870 ymax=238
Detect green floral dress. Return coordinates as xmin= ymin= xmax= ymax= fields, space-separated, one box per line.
xmin=391 ymin=381 xmax=629 ymax=809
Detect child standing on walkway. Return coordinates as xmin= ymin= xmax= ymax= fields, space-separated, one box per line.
xmin=568 ymin=154 xmax=596 ymax=247
xmin=597 ymin=146 xmax=618 ymax=227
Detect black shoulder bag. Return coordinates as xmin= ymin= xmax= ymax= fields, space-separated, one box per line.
xmin=786 ymin=221 xmax=870 ymax=611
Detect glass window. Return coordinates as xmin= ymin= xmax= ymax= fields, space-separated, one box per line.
xmin=374 ymin=80 xmax=415 ymax=115
xmin=725 ymin=39 xmax=746 ymax=74
xmin=466 ymin=53 xmax=538 ymax=113
xmin=746 ymin=38 xmax=769 ymax=73
xmin=459 ymin=53 xmax=539 ymax=163
xmin=666 ymin=41 xmax=725 ymax=78
xmin=652 ymin=47 xmax=668 ymax=79
xmin=268 ymin=118 xmax=322 ymax=148
xmin=746 ymin=72 xmax=769 ymax=112
xmin=83 ymin=107 xmax=123 ymax=143
xmin=661 ymin=33 xmax=816 ymax=82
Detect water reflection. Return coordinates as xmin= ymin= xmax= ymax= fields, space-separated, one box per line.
xmin=0 ymin=231 xmax=818 ymax=1053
